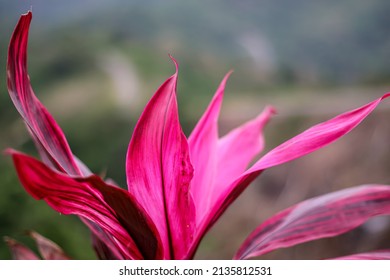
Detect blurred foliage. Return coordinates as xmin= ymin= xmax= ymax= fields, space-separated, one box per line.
xmin=1 ymin=0 xmax=390 ymax=259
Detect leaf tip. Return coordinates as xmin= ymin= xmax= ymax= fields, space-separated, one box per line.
xmin=23 ymin=10 xmax=33 ymax=18
xmin=221 ymin=70 xmax=233 ymax=87
xmin=3 ymin=148 xmax=16 ymax=156
xmin=383 ymin=92 xmax=390 ymax=100
xmin=168 ymin=54 xmax=179 ymax=75
xmin=266 ymin=105 xmax=277 ymax=116
xmin=3 ymin=236 xmax=13 ymax=245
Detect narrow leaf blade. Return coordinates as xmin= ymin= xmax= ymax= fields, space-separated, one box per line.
xmin=189 ymin=93 xmax=390 ymax=258
xmin=7 ymin=11 xmax=80 ymax=175
xmin=188 ymin=73 xmax=231 ymax=223
xmin=235 ymin=185 xmax=390 ymax=259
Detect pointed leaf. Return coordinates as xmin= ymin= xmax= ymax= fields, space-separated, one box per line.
xmin=126 ymin=59 xmax=194 ymax=259
xmin=189 ymin=93 xmax=390 ymax=258
xmin=213 ymin=106 xmax=275 ymax=208
xmin=189 ymin=93 xmax=390 ymax=257
xmin=235 ymin=185 xmax=390 ymax=259
xmin=331 ymin=250 xmax=390 ymax=260
xmin=249 ymin=93 xmax=390 ymax=171
xmin=4 ymin=237 xmax=40 ymax=260
xmin=188 ymin=72 xmax=231 ymax=223
xmin=8 ymin=150 xmax=162 ymax=260
xmin=27 ymin=231 xmax=70 ymax=260
xmin=8 ymin=12 xmax=131 ymax=261
xmin=7 ymin=11 xmax=80 ymax=175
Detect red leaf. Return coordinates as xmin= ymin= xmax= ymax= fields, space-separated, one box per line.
xmin=8 ymin=12 xmax=124 ymax=260
xmin=7 ymin=11 xmax=80 ymax=175
xmin=8 ymin=150 xmax=162 ymax=260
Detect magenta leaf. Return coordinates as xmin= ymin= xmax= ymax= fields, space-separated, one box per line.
xmin=188 ymin=72 xmax=275 ymax=226
xmin=188 ymin=73 xmax=231 ymax=223
xmin=4 ymin=237 xmax=40 ymax=260
xmin=7 ymin=11 xmax=81 ymax=175
xmin=7 ymin=11 xmax=129 ymax=260
xmin=7 ymin=11 xmax=390 ymax=261
xmin=8 ymin=150 xmax=162 ymax=260
xmin=331 ymin=250 xmax=390 ymax=260
xmin=187 ymin=72 xmax=274 ymax=223
xmin=235 ymin=185 xmax=390 ymax=259
xmin=213 ymin=106 xmax=275 ymax=211
xmin=126 ymin=58 xmax=195 ymax=259
xmin=188 ymin=93 xmax=390 ymax=258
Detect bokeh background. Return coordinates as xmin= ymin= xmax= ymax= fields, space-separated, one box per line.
xmin=1 ymin=0 xmax=390 ymax=259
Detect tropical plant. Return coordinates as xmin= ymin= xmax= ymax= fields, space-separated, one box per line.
xmin=5 ymin=11 xmax=390 ymax=260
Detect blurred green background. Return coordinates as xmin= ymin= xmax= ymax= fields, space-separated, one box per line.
xmin=1 ymin=0 xmax=390 ymax=259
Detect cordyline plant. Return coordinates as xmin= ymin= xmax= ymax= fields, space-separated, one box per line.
xmin=5 ymin=11 xmax=390 ymax=260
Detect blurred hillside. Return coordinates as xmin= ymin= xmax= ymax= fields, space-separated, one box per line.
xmin=1 ymin=1 xmax=390 ymax=259
xmin=2 ymin=0 xmax=390 ymax=85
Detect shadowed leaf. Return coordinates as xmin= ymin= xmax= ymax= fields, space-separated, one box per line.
xmin=4 ymin=237 xmax=39 ymax=260
xmin=28 ymin=231 xmax=70 ymax=260
xmin=8 ymin=150 xmax=162 ymax=260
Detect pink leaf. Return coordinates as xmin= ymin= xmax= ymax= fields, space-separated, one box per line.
xmin=126 ymin=58 xmax=195 ymax=259
xmin=8 ymin=12 xmax=124 ymax=260
xmin=28 ymin=231 xmax=70 ymax=260
xmin=235 ymin=185 xmax=390 ymax=259
xmin=213 ymin=106 xmax=275 ymax=209
xmin=331 ymin=250 xmax=390 ymax=260
xmin=4 ymin=237 xmax=40 ymax=260
xmin=8 ymin=149 xmax=162 ymax=260
xmin=7 ymin=11 xmax=80 ymax=175
xmin=188 ymin=93 xmax=390 ymax=258
xmin=188 ymin=72 xmax=231 ymax=223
